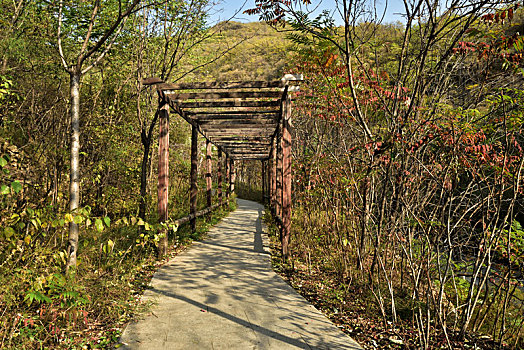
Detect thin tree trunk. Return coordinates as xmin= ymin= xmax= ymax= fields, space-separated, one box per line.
xmin=138 ymin=111 xmax=159 ymax=222
xmin=66 ymin=72 xmax=81 ymax=273
xmin=138 ymin=140 xmax=150 ymax=220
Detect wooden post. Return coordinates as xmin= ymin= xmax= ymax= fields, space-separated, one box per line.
xmin=217 ymin=148 xmax=223 ymax=205
xmin=267 ymin=160 xmax=271 ymax=204
xmin=190 ymin=125 xmax=198 ymax=233
xmin=230 ymin=159 xmax=236 ymax=194
xmin=261 ymin=160 xmax=266 ymax=204
xmin=157 ymin=99 xmax=169 ymax=257
xmin=270 ymin=139 xmax=276 ymax=214
xmin=276 ymin=127 xmax=283 ymax=219
xmin=225 ymin=153 xmax=230 ymax=198
xmin=206 ymin=140 xmax=212 ymax=208
xmin=281 ymin=96 xmax=292 ymax=259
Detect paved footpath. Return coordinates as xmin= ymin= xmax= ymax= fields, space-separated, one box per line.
xmin=118 ymin=199 xmax=362 ymax=349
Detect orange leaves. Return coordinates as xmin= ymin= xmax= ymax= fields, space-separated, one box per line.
xmin=452 ymin=41 xmax=476 ymax=54
xmin=409 ymin=133 xmax=435 ymax=153
xmin=324 ymin=54 xmax=337 ymax=68
xmin=481 ymin=4 xmax=519 ymax=24
xmin=456 ymin=5 xmax=524 ymax=67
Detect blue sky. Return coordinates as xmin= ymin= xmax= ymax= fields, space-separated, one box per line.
xmin=208 ymin=0 xmax=406 ymax=25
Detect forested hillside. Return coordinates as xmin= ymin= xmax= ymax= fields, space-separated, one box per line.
xmin=1 ymin=0 xmax=523 ymax=348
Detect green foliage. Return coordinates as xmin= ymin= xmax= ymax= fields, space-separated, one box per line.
xmin=497 ymin=220 xmax=524 ymax=267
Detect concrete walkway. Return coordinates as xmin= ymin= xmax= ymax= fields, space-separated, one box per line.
xmin=118 ymin=199 xmax=362 ymax=349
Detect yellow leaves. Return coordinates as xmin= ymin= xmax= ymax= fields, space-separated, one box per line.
xmin=64 ymin=213 xmax=74 ymax=223
xmin=325 ymin=54 xmax=337 ymax=68
xmin=53 ymin=250 xmax=67 ymax=265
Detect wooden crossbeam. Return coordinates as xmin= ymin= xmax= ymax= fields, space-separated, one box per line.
xmin=229 ymin=154 xmax=270 ymax=158
xmin=190 ymin=113 xmax=279 ymax=121
xmin=229 ymin=150 xmax=270 ymax=155
xmin=205 ymin=128 xmax=275 ymax=133
xmin=217 ymin=141 xmax=271 ymax=146
xmin=226 ymin=146 xmax=270 ymax=152
xmin=202 ymin=123 xmax=277 ymax=130
xmin=179 ymin=100 xmax=280 ymax=109
xmin=221 ymin=144 xmax=270 ymax=150
xmin=211 ymin=136 xmax=272 ymax=141
xmin=143 ymin=77 xmax=163 ymax=85
xmin=197 ymin=119 xmax=277 ymax=126
xmin=232 ymin=156 xmax=269 ymax=160
xmin=167 ymin=91 xmax=282 ymax=101
xmin=206 ymin=132 xmax=274 ymax=139
xmin=225 ymin=150 xmax=270 ymax=154
xmin=187 ymin=110 xmax=278 ymax=116
xmin=158 ymin=80 xmax=285 ymax=90
xmin=217 ymin=144 xmax=270 ymax=150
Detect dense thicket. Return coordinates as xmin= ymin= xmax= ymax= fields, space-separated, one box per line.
xmin=0 ymin=1 xmax=285 ymax=347
xmin=246 ymin=0 xmax=524 ymax=347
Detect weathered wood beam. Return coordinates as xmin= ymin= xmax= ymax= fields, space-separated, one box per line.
xmin=261 ymin=160 xmax=266 ymax=204
xmin=158 ymin=80 xmax=285 ymax=90
xmin=145 ymin=76 xmax=303 ymax=90
xmin=227 ymin=155 xmax=268 ymax=159
xmin=225 ymin=153 xmax=230 ymax=198
xmin=161 ymin=92 xmax=208 ymax=138
xmin=231 ymin=155 xmax=269 ymax=160
xmin=190 ymin=125 xmax=198 ymax=233
xmin=226 ymin=153 xmax=270 ymax=158
xmin=179 ymin=100 xmax=280 ymax=109
xmin=217 ymin=149 xmax=223 ymax=205
xmin=221 ymin=146 xmax=270 ymax=151
xmin=172 ymin=203 xmax=222 ymax=226
xmin=225 ymin=152 xmax=270 ymax=157
xmin=221 ymin=147 xmax=269 ymax=153
xmin=157 ymin=100 xmax=169 ymax=257
xmin=206 ymin=140 xmax=212 ymax=208
xmin=201 ymin=123 xmax=277 ymax=130
xmin=195 ymin=116 xmax=278 ymax=123
xmin=230 ymin=159 xmax=236 ymax=194
xmin=205 ymin=129 xmax=274 ymax=135
xmin=166 ymin=91 xmax=282 ymax=100
xmin=276 ymin=121 xmax=282 ymax=220
xmin=281 ymin=96 xmax=292 ymax=260
xmin=219 ymin=147 xmax=267 ymax=152
xmin=187 ymin=110 xmax=279 ymax=116
xmin=270 ymin=141 xmax=276 ymax=211
xmin=213 ymin=140 xmax=271 ymax=145
xmin=143 ymin=77 xmax=163 ymax=85
xmin=210 ymin=136 xmax=272 ymax=142
xmin=216 ymin=146 xmax=270 ymax=151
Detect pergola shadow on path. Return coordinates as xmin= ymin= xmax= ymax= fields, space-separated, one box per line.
xmin=143 ymin=75 xmax=302 ymax=258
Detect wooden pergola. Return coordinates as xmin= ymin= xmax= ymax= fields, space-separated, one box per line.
xmin=143 ymin=75 xmax=302 ymax=259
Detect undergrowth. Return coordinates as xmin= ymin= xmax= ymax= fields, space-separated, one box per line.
xmin=0 ymin=199 xmax=236 ymax=349
xmin=263 ymin=209 xmax=517 ymax=350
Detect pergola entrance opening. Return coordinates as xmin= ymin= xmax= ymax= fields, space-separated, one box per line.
xmin=143 ymin=75 xmax=302 ymax=259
